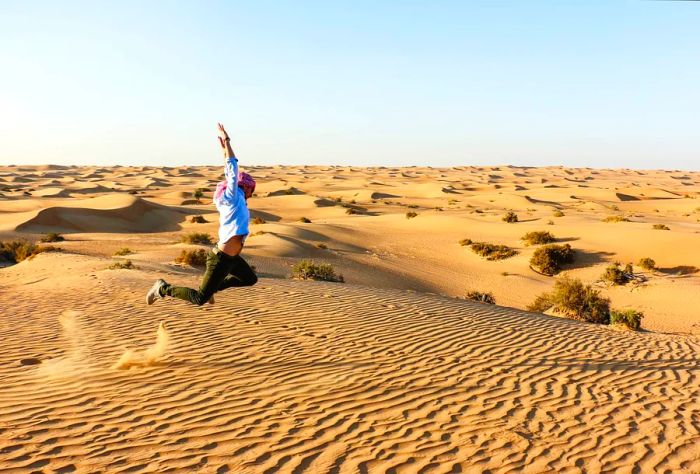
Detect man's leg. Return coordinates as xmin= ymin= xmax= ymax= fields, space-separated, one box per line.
xmin=163 ymin=250 xmax=234 ymax=305
xmin=217 ymin=255 xmax=258 ymax=291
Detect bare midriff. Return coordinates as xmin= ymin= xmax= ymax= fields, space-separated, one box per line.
xmin=218 ymin=234 xmax=245 ymax=256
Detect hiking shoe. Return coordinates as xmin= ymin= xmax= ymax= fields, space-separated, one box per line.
xmin=146 ymin=279 xmax=167 ymax=305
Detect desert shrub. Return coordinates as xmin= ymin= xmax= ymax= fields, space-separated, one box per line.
xmin=406 ymin=211 xmax=418 ymax=219
xmin=299 ymin=217 xmax=312 ymax=223
xmin=528 ymin=277 xmax=610 ymax=324
xmin=552 ymin=210 xmax=565 ymax=217
xmin=459 ymin=238 xmax=473 ymax=246
xmin=638 ymin=257 xmax=656 ymax=271
xmin=190 ymin=215 xmax=208 ymax=224
xmin=530 ymin=244 xmax=574 ymax=275
xmin=546 ymin=220 xmax=555 ymax=225
xmin=114 ymin=247 xmax=133 ymax=256
xmin=466 ymin=291 xmax=496 ymax=304
xmin=0 ymin=240 xmax=44 ymax=263
xmin=609 ymin=309 xmax=643 ymax=331
xmin=316 ymin=243 xmax=328 ymax=249
xmin=250 ymin=230 xmax=267 ymax=237
xmin=652 ymin=224 xmax=670 ymax=230
xmin=603 ymin=215 xmax=630 ymax=223
xmin=346 ymin=208 xmax=359 ymax=215
xmin=469 ymin=242 xmax=517 ymax=261
xmin=109 ymin=260 xmax=136 ymax=270
xmin=601 ymin=263 xmax=632 ymax=285
xmin=521 ymin=231 xmax=555 ymax=246
xmin=175 ymin=249 xmax=207 ymax=267
xmin=41 ymin=232 xmax=64 ymax=243
xmin=502 ymin=211 xmax=518 ymax=223
xmin=291 ymin=260 xmax=344 ymax=282
xmin=407 ymin=204 xmax=419 ymax=209
xmin=252 ymin=216 xmax=266 ymax=225
xmin=181 ymin=232 xmax=213 ymax=245
xmin=193 ymin=188 xmax=205 ymax=203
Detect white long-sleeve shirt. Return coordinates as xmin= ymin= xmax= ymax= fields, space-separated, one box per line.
xmin=214 ymin=156 xmax=250 ymax=245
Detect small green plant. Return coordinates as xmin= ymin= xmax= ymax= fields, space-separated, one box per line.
xmin=40 ymin=232 xmax=64 ymax=243
xmin=601 ymin=263 xmax=632 ymax=285
xmin=609 ymin=309 xmax=643 ymax=331
xmin=530 ymin=244 xmax=575 ymax=275
xmin=502 ymin=211 xmax=518 ymax=223
xmin=652 ymin=224 xmax=670 ymax=230
xmin=316 ymin=243 xmax=328 ymax=249
xmin=405 ymin=211 xmax=418 ymax=219
xmin=466 ymin=291 xmax=496 ymax=304
xmin=468 ymin=242 xmax=517 ymax=261
xmin=638 ymin=257 xmax=656 ymax=271
xmin=552 ymin=210 xmax=565 ymax=217
xmin=521 ymin=231 xmax=556 ymax=246
xmin=527 ymin=276 xmax=610 ymax=324
xmin=181 ymin=232 xmax=213 ymax=245
xmin=190 ymin=215 xmax=208 ymax=224
xmin=175 ymin=249 xmax=208 ymax=267
xmin=114 ymin=247 xmax=133 ymax=256
xmin=252 ymin=216 xmax=266 ymax=225
xmin=0 ymin=240 xmax=45 ymax=263
xmin=299 ymin=217 xmax=312 ymax=223
xmin=109 ymin=260 xmax=136 ymax=270
xmin=291 ymin=260 xmax=344 ymax=282
xmin=603 ymin=215 xmax=630 ymax=223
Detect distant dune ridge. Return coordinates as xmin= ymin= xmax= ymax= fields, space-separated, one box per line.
xmin=0 ymin=164 xmax=699 ymax=471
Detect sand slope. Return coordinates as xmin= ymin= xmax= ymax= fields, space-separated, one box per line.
xmin=0 ymin=253 xmax=698 ymax=473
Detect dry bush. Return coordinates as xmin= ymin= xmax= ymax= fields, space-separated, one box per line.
xmin=527 ymin=277 xmax=610 ymax=324
xmin=601 ymin=263 xmax=633 ymax=285
xmin=552 ymin=210 xmax=565 ymax=217
xmin=181 ymin=232 xmax=213 ymax=245
xmin=521 ymin=231 xmax=555 ymax=246
xmin=609 ymin=309 xmax=643 ymax=331
xmin=346 ymin=208 xmax=359 ymax=215
xmin=190 ymin=215 xmax=208 ymax=224
xmin=40 ymin=232 xmax=64 ymax=243
xmin=175 ymin=249 xmax=208 ymax=267
xmin=109 ymin=260 xmax=136 ymax=270
xmin=466 ymin=291 xmax=496 ymax=304
xmin=502 ymin=211 xmax=519 ymax=223
xmin=0 ymin=240 xmax=55 ymax=263
xmin=114 ymin=247 xmax=133 ymax=256
xmin=603 ymin=215 xmax=630 ymax=223
xmin=299 ymin=217 xmax=312 ymax=223
xmin=252 ymin=217 xmax=266 ymax=225
xmin=458 ymin=238 xmax=473 ymax=246
xmin=530 ymin=244 xmax=574 ymax=275
xmin=316 ymin=243 xmax=328 ymax=249
xmin=469 ymin=242 xmax=517 ymax=261
xmin=291 ymin=260 xmax=344 ymax=282
xmin=652 ymin=224 xmax=670 ymax=230
xmin=405 ymin=211 xmax=418 ymax=219
xmin=638 ymin=257 xmax=656 ymax=271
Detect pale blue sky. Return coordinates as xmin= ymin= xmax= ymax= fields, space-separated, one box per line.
xmin=1 ymin=1 xmax=698 ymax=169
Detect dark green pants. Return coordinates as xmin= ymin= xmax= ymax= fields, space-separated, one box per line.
xmin=162 ymin=249 xmax=257 ymax=306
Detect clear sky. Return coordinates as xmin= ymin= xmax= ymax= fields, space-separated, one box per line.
xmin=1 ymin=1 xmax=699 ymax=170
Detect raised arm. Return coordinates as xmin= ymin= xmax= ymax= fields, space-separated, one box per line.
xmin=218 ymin=122 xmax=236 ymax=159
xmin=217 ymin=122 xmax=238 ymax=189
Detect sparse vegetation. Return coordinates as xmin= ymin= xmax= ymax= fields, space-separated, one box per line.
xmin=181 ymin=232 xmax=213 ymax=245
xmin=459 ymin=238 xmax=473 ymax=246
xmin=41 ymin=232 xmax=64 ymax=243
xmin=252 ymin=217 xmax=266 ymax=225
xmin=521 ymin=231 xmax=555 ymax=246
xmin=546 ymin=220 xmax=555 ymax=225
xmin=193 ymin=188 xmax=204 ymax=203
xmin=175 ymin=249 xmax=208 ymax=267
xmin=527 ymin=277 xmax=610 ymax=324
xmin=638 ymin=257 xmax=656 ymax=271
xmin=467 ymin=242 xmax=517 ymax=261
xmin=109 ymin=260 xmax=136 ymax=270
xmin=609 ymin=309 xmax=644 ymax=331
xmin=466 ymin=291 xmax=496 ymax=304
xmin=603 ymin=215 xmax=630 ymax=223
xmin=502 ymin=211 xmax=519 ymax=223
xmin=315 ymin=243 xmax=328 ymax=249
xmin=0 ymin=240 xmax=55 ymax=263
xmin=291 ymin=260 xmax=344 ymax=282
xmin=530 ymin=244 xmax=575 ymax=275
xmin=346 ymin=208 xmax=359 ymax=215
xmin=552 ymin=210 xmax=565 ymax=217
xmin=114 ymin=247 xmax=133 ymax=256
xmin=601 ymin=263 xmax=633 ymax=285
xmin=652 ymin=224 xmax=670 ymax=230
xmin=190 ymin=215 xmax=208 ymax=224
xmin=299 ymin=217 xmax=312 ymax=223
xmin=405 ymin=211 xmax=418 ymax=219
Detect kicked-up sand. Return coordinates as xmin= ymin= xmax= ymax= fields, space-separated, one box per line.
xmin=0 ymin=164 xmax=699 ymax=472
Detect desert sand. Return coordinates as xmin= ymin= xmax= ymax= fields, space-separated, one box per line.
xmin=1 ymin=164 xmax=699 ymax=472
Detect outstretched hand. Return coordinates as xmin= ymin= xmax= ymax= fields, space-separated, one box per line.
xmin=217 ymin=122 xmax=230 ymax=149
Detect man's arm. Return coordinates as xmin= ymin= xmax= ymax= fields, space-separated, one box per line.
xmin=218 ymin=122 xmax=236 ymax=159
xmin=217 ymin=123 xmax=238 ymax=191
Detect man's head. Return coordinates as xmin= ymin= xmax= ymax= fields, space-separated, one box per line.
xmin=238 ymin=171 xmax=256 ymax=199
